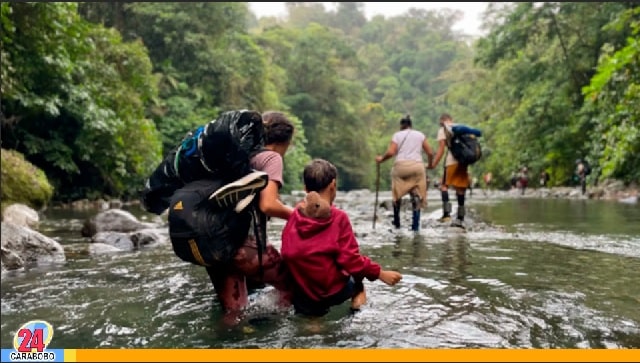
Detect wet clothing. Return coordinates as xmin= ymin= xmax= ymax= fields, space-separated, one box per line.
xmin=390 ymin=129 xmax=428 ymax=207
xmin=443 ymin=163 xmax=470 ymax=189
xmin=205 ymin=235 xmax=292 ymax=315
xmin=202 ymin=149 xmax=292 ymax=316
xmin=281 ymin=206 xmax=381 ymax=315
xmin=292 ymin=276 xmax=364 ymax=316
xmin=391 ymin=160 xmax=427 ymax=208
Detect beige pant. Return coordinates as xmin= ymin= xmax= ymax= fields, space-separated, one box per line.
xmin=391 ymin=160 xmax=427 ymax=208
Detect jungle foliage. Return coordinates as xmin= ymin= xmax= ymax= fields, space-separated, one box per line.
xmin=1 ymin=2 xmax=637 ymax=202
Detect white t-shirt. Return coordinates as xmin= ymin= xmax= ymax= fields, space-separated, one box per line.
xmin=437 ymin=122 xmax=457 ymax=166
xmin=392 ymin=129 xmax=425 ymax=162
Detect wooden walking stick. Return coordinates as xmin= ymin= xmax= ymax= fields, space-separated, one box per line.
xmin=373 ymin=162 xmax=381 ymax=229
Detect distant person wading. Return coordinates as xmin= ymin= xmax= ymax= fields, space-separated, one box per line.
xmin=430 ymin=113 xmax=470 ymax=229
xmin=375 ymin=115 xmax=434 ymax=231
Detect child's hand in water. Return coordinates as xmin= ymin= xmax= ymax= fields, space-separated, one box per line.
xmin=379 ymin=270 xmax=402 ymax=286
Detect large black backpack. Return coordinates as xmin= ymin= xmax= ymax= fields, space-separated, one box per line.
xmin=141 ymin=110 xmax=265 ymax=215
xmin=444 ymin=124 xmax=483 ymax=166
xmin=167 ymin=179 xmax=262 ymax=267
xmin=583 ymin=160 xmax=592 ymax=176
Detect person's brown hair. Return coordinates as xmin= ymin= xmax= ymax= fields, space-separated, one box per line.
xmin=303 ymin=159 xmax=338 ymax=192
xmin=262 ymin=111 xmax=294 ymax=145
xmin=439 ymin=113 xmax=453 ymax=123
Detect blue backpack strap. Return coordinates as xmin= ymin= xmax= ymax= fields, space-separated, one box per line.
xmin=452 ymin=124 xmax=482 ymax=137
xmin=195 ymin=123 xmax=216 ymax=174
xmin=174 ymin=126 xmax=206 ymax=180
xmin=182 ymin=126 xmax=205 ymax=157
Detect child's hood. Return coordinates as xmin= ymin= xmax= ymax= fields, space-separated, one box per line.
xmin=292 ymin=192 xmax=335 ymax=238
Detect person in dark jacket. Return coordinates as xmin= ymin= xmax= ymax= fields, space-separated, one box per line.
xmin=281 ymin=159 xmax=402 ymax=317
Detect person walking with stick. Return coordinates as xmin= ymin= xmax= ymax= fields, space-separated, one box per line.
xmin=375 ymin=115 xmax=435 ymax=231
xmin=372 ymin=162 xmax=381 ymax=229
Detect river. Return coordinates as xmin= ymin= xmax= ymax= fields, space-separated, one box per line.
xmin=1 ymin=191 xmax=639 ymax=348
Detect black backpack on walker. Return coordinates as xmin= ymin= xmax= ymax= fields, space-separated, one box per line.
xmin=443 ymin=124 xmax=483 ymax=166
xmin=141 ymin=110 xmax=265 ymax=215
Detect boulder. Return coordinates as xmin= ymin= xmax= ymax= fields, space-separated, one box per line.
xmin=81 ymin=208 xmax=156 ymax=237
xmin=1 ymin=221 xmax=65 ymax=271
xmin=2 ymin=203 xmax=40 ymax=228
xmin=91 ymin=232 xmax=135 ymax=251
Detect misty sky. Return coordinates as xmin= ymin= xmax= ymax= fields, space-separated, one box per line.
xmin=249 ymin=2 xmax=490 ymax=36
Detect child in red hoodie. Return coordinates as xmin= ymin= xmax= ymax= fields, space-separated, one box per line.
xmin=281 ymin=158 xmax=402 ymax=316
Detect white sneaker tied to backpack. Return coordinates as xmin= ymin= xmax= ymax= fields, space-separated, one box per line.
xmin=209 ymin=171 xmax=269 ymax=213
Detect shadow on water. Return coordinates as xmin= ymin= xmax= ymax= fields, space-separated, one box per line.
xmin=1 ymin=197 xmax=639 ymax=348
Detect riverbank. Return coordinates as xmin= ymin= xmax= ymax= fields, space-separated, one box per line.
xmin=488 ymin=178 xmax=638 ymax=203
xmin=49 ymin=178 xmax=638 ymax=212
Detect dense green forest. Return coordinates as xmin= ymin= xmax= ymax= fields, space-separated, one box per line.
xmin=1 ymin=2 xmax=638 ymax=204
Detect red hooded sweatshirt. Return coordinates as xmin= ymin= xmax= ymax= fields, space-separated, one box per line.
xmin=281 ymin=206 xmax=381 ymax=302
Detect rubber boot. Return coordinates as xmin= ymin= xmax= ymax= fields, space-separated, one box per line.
xmin=457 ymin=204 xmax=465 ymax=221
xmin=451 ymin=205 xmax=465 ymax=229
xmin=411 ymin=210 xmax=421 ymax=231
xmin=392 ymin=202 xmax=400 ymax=229
xmin=438 ymin=202 xmax=452 ymax=223
xmin=409 ymin=192 xmax=421 ymax=231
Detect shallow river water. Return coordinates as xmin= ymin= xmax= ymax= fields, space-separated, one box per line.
xmin=1 ymin=191 xmax=639 ymax=348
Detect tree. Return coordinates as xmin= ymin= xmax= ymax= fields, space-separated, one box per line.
xmin=1 ymin=3 xmax=161 ymax=200
xmin=581 ymin=7 xmax=640 ymax=183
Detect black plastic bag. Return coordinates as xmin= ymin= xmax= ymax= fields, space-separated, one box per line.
xmin=140 ymin=110 xmax=265 ymax=215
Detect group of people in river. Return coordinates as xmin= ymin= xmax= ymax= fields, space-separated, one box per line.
xmin=509 ymin=160 xmax=589 ymax=196
xmin=164 ymin=109 xmax=594 ymax=326
xmin=169 ymin=111 xmax=600 ymax=324
xmin=178 ymin=112 xmax=482 ymax=324
xmin=375 ymin=113 xmax=473 ymax=230
xmin=166 ymin=111 xmax=402 ymax=326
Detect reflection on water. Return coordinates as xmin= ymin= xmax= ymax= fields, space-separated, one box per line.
xmin=1 ymin=198 xmax=639 ymax=348
xmin=473 ymin=198 xmax=640 ymax=237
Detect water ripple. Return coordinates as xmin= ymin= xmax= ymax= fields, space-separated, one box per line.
xmin=2 ymin=199 xmax=639 ymax=348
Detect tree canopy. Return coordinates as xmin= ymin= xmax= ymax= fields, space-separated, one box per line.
xmin=1 ymin=2 xmax=637 ymax=202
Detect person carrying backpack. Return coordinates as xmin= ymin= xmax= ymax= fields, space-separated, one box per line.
xmin=167 ymin=111 xmax=297 ymax=325
xmin=575 ymin=159 xmax=591 ymax=195
xmin=375 ymin=115 xmax=435 ymax=231
xmin=430 ymin=113 xmax=473 ymax=229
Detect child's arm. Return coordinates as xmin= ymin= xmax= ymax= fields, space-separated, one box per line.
xmin=379 ymin=270 xmax=402 ymax=286
xmin=334 ymin=213 xmax=382 ymax=281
